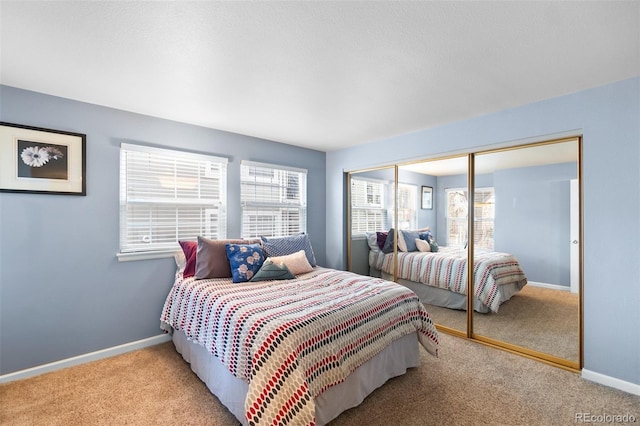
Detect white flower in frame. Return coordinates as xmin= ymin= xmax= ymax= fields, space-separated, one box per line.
xmin=44 ymin=146 xmax=64 ymax=160
xmin=20 ymin=147 xmax=50 ymax=167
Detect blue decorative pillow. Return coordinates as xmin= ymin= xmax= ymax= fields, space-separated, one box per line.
xmin=419 ymin=231 xmax=434 ymax=243
xmin=400 ymin=230 xmax=420 ymax=252
xmin=260 ymin=233 xmax=316 ymax=267
xmin=250 ymin=260 xmax=295 ymax=282
xmin=225 ymin=243 xmax=264 ymax=283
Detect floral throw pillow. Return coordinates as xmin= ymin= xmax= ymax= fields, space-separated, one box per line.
xmin=225 ymin=243 xmax=264 ymax=283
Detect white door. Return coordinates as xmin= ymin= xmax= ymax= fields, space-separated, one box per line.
xmin=570 ymin=179 xmax=580 ymax=294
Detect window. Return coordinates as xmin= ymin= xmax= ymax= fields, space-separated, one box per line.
xmin=350 ymin=177 xmax=388 ymax=237
xmin=119 ymin=143 xmax=227 ymax=258
xmin=445 ymin=187 xmax=494 ymax=249
xmin=241 ymin=161 xmax=307 ymax=238
xmin=392 ymin=183 xmax=418 ymax=230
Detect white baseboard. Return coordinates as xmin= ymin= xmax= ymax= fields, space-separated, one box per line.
xmin=581 ymin=369 xmax=640 ymax=396
xmin=0 ymin=334 xmax=172 ymax=384
xmin=527 ymin=281 xmax=571 ymax=292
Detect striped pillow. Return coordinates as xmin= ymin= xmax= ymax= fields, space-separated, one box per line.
xmin=260 ymin=233 xmax=317 ymax=267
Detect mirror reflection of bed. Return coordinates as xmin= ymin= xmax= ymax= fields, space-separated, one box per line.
xmin=348 ymin=137 xmax=581 ymax=368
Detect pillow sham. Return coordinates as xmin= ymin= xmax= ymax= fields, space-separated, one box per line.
xmin=195 ymin=237 xmax=260 ymax=279
xmin=249 ymin=260 xmax=295 ymax=282
xmin=430 ymin=241 xmax=440 ymax=252
xmin=261 ymin=233 xmax=316 ymax=267
xmin=415 ymin=238 xmax=431 ymax=252
xmin=225 ymin=243 xmax=265 ymax=283
xmin=267 ymin=250 xmax=314 ymax=275
xmin=178 ymin=240 xmax=198 ymax=278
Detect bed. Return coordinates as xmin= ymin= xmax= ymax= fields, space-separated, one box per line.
xmin=160 ymin=266 xmax=439 ymax=425
xmin=369 ymin=246 xmax=527 ymax=313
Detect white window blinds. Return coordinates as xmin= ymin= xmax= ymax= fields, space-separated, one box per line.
xmin=241 ymin=161 xmax=307 ymax=238
xmin=351 ymin=177 xmax=387 ymax=237
xmin=119 ymin=143 xmax=227 ymax=253
xmin=392 ymin=183 xmax=418 ymax=230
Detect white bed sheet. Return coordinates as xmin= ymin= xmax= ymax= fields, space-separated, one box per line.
xmin=173 ymin=329 xmax=420 ymax=425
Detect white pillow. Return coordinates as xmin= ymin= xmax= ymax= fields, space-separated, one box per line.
xmin=267 ymin=250 xmax=314 ymax=275
xmin=415 ymin=238 xmax=431 ymax=252
xmin=365 ymin=232 xmax=380 ymax=252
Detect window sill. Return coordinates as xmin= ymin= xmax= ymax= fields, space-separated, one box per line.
xmin=116 ymin=250 xmax=178 ymax=262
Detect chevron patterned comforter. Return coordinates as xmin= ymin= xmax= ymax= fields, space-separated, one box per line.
xmin=160 ymin=267 xmax=438 ymax=426
xmin=370 ymin=247 xmax=527 ymax=313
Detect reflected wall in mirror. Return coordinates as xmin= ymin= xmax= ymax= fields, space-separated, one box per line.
xmin=471 ymin=139 xmax=581 ymax=367
xmin=348 ymin=166 xmax=395 ymax=277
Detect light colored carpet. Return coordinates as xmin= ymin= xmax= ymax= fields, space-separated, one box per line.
xmin=1 ymin=333 xmax=637 ymax=426
xmin=425 ymin=284 xmax=580 ymax=362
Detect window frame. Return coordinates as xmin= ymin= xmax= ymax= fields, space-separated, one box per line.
xmin=240 ymin=160 xmax=307 ymax=239
xmin=117 ymin=143 xmax=228 ymax=261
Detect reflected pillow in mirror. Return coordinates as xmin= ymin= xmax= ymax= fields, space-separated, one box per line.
xmin=382 ymin=229 xmax=396 ymax=254
xmin=376 ymin=232 xmax=388 ymax=250
xmin=400 ymin=230 xmax=420 ymax=252
xmin=415 ymin=238 xmax=431 ymax=252
xmin=365 ymin=232 xmax=380 ymax=251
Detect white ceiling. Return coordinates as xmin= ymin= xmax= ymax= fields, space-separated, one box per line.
xmin=1 ymin=1 xmax=638 ymax=152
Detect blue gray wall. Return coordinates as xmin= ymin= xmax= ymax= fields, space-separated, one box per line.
xmin=0 ymin=85 xmax=326 ymax=375
xmin=327 ymin=77 xmax=640 ymax=387
xmin=494 ymin=162 xmax=577 ymax=286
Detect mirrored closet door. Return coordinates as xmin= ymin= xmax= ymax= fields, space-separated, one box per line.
xmin=345 ymin=137 xmax=582 ymax=371
xmin=471 ymin=139 xmax=581 ymax=369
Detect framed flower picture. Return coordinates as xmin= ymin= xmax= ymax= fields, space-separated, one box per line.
xmin=0 ymin=122 xmax=86 ymax=195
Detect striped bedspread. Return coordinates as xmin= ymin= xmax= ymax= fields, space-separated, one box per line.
xmin=160 ymin=267 xmax=438 ymax=426
xmin=370 ymin=248 xmax=527 ymax=313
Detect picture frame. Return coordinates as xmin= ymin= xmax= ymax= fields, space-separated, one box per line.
xmin=0 ymin=122 xmax=86 ymax=195
xmin=421 ymin=185 xmax=433 ymax=209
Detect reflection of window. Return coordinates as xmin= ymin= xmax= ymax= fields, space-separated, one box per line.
xmin=119 ymin=144 xmax=227 ymax=255
xmin=445 ymin=187 xmax=494 ymax=249
xmin=241 ymin=161 xmax=307 ymax=238
xmin=351 ymin=177 xmax=387 ymax=237
xmin=392 ymin=183 xmax=418 ymax=230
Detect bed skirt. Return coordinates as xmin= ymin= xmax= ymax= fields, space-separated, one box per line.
xmin=172 ymin=329 xmax=420 ymax=425
xmin=375 ymin=269 xmax=522 ymax=313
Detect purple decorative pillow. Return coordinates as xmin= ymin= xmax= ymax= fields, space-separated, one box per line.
xmin=178 ymin=240 xmax=198 ymax=278
xmin=376 ymin=232 xmax=388 ymax=250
